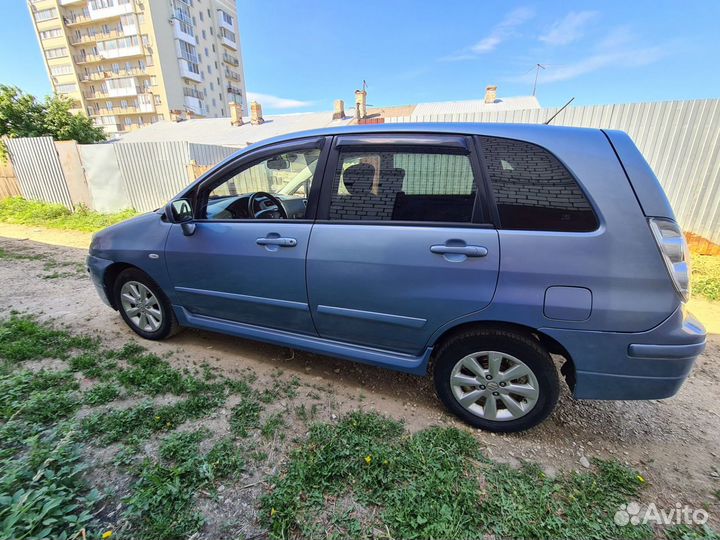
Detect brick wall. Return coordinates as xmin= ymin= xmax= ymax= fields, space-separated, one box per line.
xmin=479 ymin=136 xmax=591 ymax=211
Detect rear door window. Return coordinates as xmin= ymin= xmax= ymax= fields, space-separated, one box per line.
xmin=478 ymin=136 xmax=598 ymax=232
xmin=327 ymin=149 xmax=478 ymax=223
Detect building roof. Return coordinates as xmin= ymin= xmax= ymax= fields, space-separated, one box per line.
xmin=410 ymin=96 xmax=540 ymax=118
xmin=117 ymin=112 xmax=354 ymax=147
xmin=116 ymin=95 xmax=540 ymax=147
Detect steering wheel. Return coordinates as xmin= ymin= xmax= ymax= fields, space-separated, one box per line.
xmin=247 ymin=191 xmax=288 ymax=219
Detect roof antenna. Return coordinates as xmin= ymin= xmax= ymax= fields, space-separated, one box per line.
xmin=544 ymin=97 xmax=575 ymax=125
xmin=532 ymin=63 xmax=546 ymax=96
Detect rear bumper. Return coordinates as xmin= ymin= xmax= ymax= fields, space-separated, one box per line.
xmin=541 ymin=306 xmax=706 ymax=400
xmin=86 ymin=254 xmax=114 ymax=307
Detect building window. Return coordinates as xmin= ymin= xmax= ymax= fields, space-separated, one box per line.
xmin=220 ymin=27 xmax=235 ymax=42
xmin=55 ymin=83 xmax=77 ymax=94
xmin=479 ymin=136 xmax=598 ymax=232
xmin=45 ymin=47 xmax=68 ymax=59
xmin=125 ymin=117 xmax=132 ymax=126
xmin=34 ymin=8 xmax=58 ymax=22
xmin=328 ymin=149 xmax=478 ymax=223
xmin=120 ymin=99 xmax=128 ymax=109
xmin=106 ymin=101 xmax=113 ymax=110
xmin=50 ymin=64 xmax=73 ymax=76
xmin=178 ymin=40 xmax=199 ymax=63
xmin=219 ymin=10 xmax=233 ymax=26
xmin=209 ymin=82 xmax=214 ymax=91
xmin=39 ymin=28 xmax=63 ymax=40
xmin=202 ymin=30 xmax=206 ymax=39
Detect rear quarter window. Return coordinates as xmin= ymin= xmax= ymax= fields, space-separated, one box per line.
xmin=479 ymin=136 xmax=598 ymax=232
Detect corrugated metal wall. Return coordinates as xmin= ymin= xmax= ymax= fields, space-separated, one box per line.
xmin=388 ymin=99 xmax=720 ymax=243
xmin=114 ymin=141 xmax=193 ymax=213
xmin=5 ymin=137 xmax=73 ymax=209
xmin=189 ymin=142 xmax=237 ymax=166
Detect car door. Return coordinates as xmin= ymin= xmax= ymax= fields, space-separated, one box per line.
xmin=306 ymin=133 xmax=500 ymax=355
xmin=165 ymin=137 xmax=328 ymax=335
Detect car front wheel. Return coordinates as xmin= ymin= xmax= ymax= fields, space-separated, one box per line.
xmin=113 ymin=268 xmax=179 ymax=340
xmin=433 ymin=328 xmax=560 ymax=432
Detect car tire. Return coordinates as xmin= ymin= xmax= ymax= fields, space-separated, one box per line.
xmin=433 ymin=327 xmax=560 ymax=433
xmin=113 ymin=268 xmax=180 ymax=340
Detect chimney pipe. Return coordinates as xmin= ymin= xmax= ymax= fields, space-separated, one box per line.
xmin=354 ymin=89 xmax=367 ymax=120
xmin=332 ymin=99 xmax=345 ymax=120
xmin=229 ymin=101 xmax=243 ymax=126
xmin=250 ymin=101 xmax=264 ymax=125
xmin=484 ymin=85 xmax=497 ymax=104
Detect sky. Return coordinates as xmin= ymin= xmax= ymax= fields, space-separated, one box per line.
xmin=2 ymin=0 xmax=719 ymax=114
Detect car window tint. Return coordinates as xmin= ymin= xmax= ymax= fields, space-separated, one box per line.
xmin=328 ymin=150 xmax=477 ymax=223
xmin=479 ymin=136 xmax=598 ymax=232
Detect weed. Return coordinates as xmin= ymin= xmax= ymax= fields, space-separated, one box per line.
xmin=665 ymin=524 xmax=720 ymax=540
xmin=0 ymin=370 xmax=80 ymax=424
xmin=692 ymin=253 xmax=720 ymax=301
xmin=0 ymin=197 xmax=136 ymax=233
xmin=123 ymin=431 xmax=244 ymax=539
xmin=0 ymin=315 xmax=95 ymax=363
xmin=84 ymin=382 xmax=121 ymax=406
xmin=262 ymin=411 xmax=658 ymax=540
xmin=230 ymin=397 xmax=262 ymax=437
xmin=261 ymin=412 xmax=287 ymax=440
xmin=0 ymin=428 xmax=102 ymax=539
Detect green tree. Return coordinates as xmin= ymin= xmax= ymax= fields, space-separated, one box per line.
xmin=0 ymin=85 xmax=106 ymax=158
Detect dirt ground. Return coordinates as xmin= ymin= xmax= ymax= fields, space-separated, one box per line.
xmin=1 ymin=230 xmax=719 ymax=530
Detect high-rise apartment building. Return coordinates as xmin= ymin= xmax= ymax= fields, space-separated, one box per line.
xmin=27 ymin=0 xmax=247 ymax=136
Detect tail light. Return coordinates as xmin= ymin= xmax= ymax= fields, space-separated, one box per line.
xmin=648 ymin=218 xmax=691 ymax=302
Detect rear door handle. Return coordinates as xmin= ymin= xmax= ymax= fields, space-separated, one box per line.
xmin=430 ymin=245 xmax=488 ymax=257
xmin=256 ymin=237 xmax=297 ymax=247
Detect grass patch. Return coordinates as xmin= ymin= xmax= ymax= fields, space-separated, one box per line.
xmin=0 ymin=428 xmax=102 ymax=540
xmin=262 ymin=411 xmax=657 ymax=540
xmin=229 ymin=397 xmax=262 ymax=437
xmin=0 ymin=315 xmax=95 ymax=363
xmin=0 ymin=197 xmax=136 ymax=233
xmin=0 ymin=370 xmax=80 ymax=424
xmin=124 ymin=431 xmax=244 ymax=540
xmin=692 ymin=253 xmax=720 ymax=301
xmin=84 ymin=382 xmax=121 ymax=406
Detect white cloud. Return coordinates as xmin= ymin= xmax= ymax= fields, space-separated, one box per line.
xmin=246 ymin=92 xmax=313 ymax=109
xmin=511 ymin=26 xmax=668 ymax=84
xmin=539 ymin=11 xmax=598 ymax=46
xmin=441 ymin=7 xmax=534 ymax=61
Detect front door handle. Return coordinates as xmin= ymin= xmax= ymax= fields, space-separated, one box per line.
xmin=430 ymin=245 xmax=488 ymax=257
xmin=256 ymin=237 xmax=297 ymax=247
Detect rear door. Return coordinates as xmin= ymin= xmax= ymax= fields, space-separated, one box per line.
xmin=306 ymin=133 xmax=500 ymax=354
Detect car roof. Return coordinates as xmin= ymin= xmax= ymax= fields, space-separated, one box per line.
xmin=239 ymin=122 xmax=604 ymax=153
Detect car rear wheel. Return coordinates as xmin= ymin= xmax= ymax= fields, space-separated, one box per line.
xmin=113 ymin=268 xmax=180 ymax=340
xmin=433 ymin=327 xmax=560 ymax=432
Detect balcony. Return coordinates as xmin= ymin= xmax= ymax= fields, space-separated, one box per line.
xmin=97 ymin=43 xmax=143 ymax=59
xmin=178 ymin=59 xmax=202 ymax=82
xmin=221 ymin=35 xmax=237 ymax=50
xmin=222 ymin=52 xmax=239 ymax=66
xmin=227 ymin=85 xmax=242 ymax=96
xmin=88 ymin=0 xmax=134 ymax=21
xmin=184 ymin=95 xmax=207 ymax=116
xmin=74 ymin=53 xmax=103 ymax=64
xmin=173 ymin=20 xmax=196 ymax=46
xmin=59 ymin=0 xmax=84 ymax=5
xmin=224 ymin=69 xmax=241 ymax=82
xmin=217 ymin=10 xmax=234 ymax=32
xmin=80 ymin=68 xmax=146 ymax=81
xmin=69 ymin=29 xmax=126 ymax=46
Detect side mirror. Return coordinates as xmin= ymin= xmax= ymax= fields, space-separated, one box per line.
xmin=165 ymin=199 xmax=196 ymax=236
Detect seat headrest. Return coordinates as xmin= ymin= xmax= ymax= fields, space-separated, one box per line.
xmin=343 ymin=163 xmax=376 ymax=195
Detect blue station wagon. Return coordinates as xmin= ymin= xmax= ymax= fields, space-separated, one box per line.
xmin=87 ymin=123 xmax=707 ymax=432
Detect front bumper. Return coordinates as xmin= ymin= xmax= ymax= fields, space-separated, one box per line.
xmin=541 ymin=306 xmax=706 ymax=400
xmin=86 ymin=254 xmax=114 ymax=308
